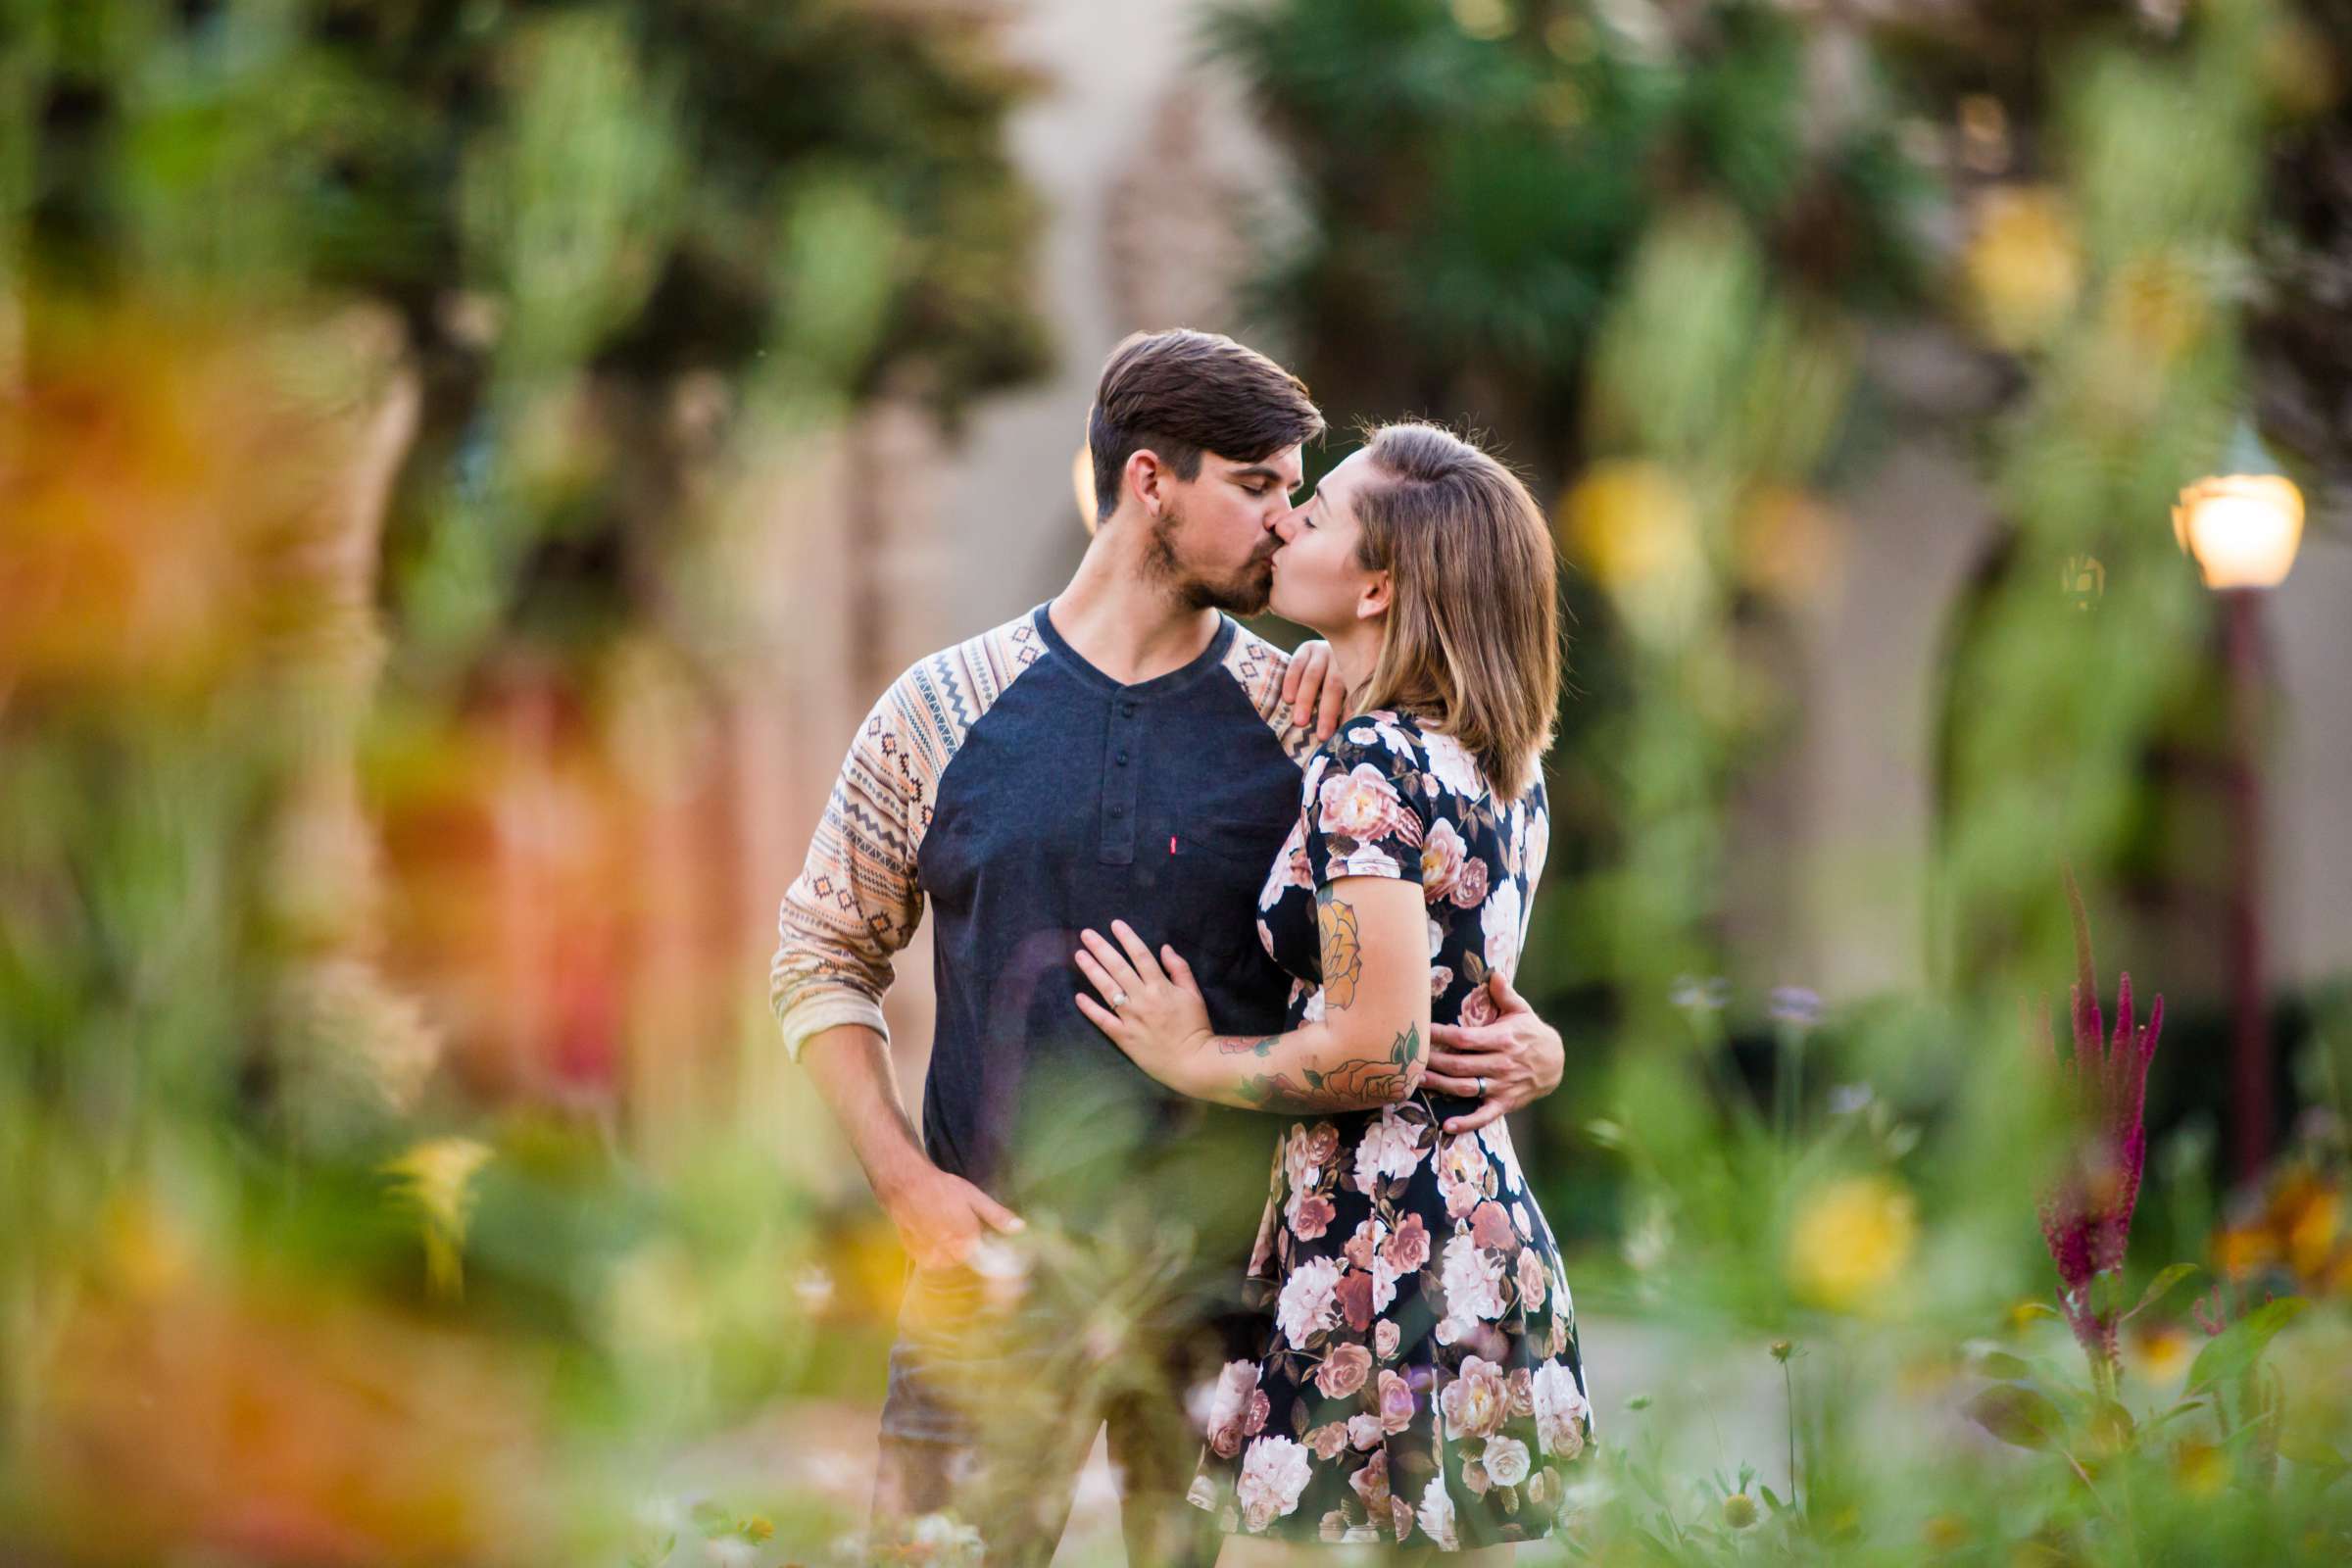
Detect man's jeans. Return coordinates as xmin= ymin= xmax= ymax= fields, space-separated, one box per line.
xmin=868 ymin=1259 xmax=1235 ymax=1568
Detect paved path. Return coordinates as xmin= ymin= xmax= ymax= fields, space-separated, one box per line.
xmin=672 ymin=1313 xmax=1820 ymax=1564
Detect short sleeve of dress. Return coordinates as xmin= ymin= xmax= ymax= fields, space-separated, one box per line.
xmin=1301 ymin=713 xmax=1429 ymax=885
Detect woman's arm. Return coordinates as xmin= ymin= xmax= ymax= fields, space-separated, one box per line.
xmin=1073 ymin=874 xmax=1432 ymax=1113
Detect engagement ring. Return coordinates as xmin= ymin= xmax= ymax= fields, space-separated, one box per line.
xmin=1110 ymin=990 xmax=1129 ymax=1010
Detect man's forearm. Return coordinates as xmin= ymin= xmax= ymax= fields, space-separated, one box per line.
xmin=797 ymin=1023 xmax=936 ymax=1203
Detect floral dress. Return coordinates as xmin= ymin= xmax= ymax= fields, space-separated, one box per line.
xmin=1185 ymin=710 xmax=1593 ymax=1550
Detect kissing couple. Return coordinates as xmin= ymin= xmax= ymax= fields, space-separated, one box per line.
xmin=773 ymin=329 xmax=1594 ymax=1564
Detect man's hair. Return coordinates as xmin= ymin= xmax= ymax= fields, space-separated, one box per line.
xmin=1087 ymin=329 xmax=1325 ymax=522
xmin=1352 ymin=422 xmax=1564 ymax=800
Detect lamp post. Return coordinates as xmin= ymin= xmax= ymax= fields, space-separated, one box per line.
xmin=2171 ymin=423 xmax=2304 ymax=1184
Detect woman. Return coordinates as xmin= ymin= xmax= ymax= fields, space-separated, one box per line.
xmin=1071 ymin=422 xmax=1592 ymax=1560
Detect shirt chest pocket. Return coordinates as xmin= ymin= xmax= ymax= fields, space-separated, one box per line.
xmin=919 ymin=801 xmax=1101 ymax=911
xmin=1184 ymin=814 xmax=1286 ymax=864
xmin=1156 ymin=813 xmax=1288 ymax=963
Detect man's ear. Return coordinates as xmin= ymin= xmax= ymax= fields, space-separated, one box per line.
xmin=1356 ymin=568 xmax=1392 ymax=621
xmin=1124 ymin=448 xmax=1170 ymax=519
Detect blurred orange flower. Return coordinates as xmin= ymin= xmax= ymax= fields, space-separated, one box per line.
xmin=28 ymin=1272 xmax=561 ymax=1566
xmin=0 ymin=300 xmax=404 ymax=703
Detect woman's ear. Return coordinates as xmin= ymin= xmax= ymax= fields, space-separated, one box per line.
xmin=1356 ymin=568 xmax=1392 ymax=621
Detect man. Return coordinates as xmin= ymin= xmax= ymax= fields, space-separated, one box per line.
xmin=770 ymin=329 xmax=1565 ymax=1567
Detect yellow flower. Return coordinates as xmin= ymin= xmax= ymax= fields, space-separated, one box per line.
xmin=1558 ymin=460 xmax=1707 ymax=642
xmin=1721 ymin=1492 xmax=1759 ymax=1530
xmin=2212 ymin=1222 xmax=2279 ymax=1283
xmin=2126 ymin=1321 xmax=2191 ymax=1385
xmin=2268 ymin=1171 xmax=2342 ymax=1280
xmin=383 ymin=1136 xmax=494 ymax=1298
xmin=1786 ymin=1175 xmax=1917 ymax=1313
xmin=2174 ymin=1440 xmax=2228 ymax=1496
xmin=2008 ymin=1298 xmax=2062 ymax=1334
xmin=1962 ymin=186 xmax=2081 ymax=352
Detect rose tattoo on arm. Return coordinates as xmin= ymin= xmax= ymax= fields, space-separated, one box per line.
xmin=1317 ymin=886 xmax=1362 ymax=1010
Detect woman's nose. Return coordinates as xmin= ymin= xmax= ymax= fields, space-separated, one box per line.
xmin=1268 ymin=507 xmax=1299 ymax=544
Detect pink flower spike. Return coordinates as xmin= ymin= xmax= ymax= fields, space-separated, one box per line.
xmin=2035 ymin=873 xmax=2165 ymax=1390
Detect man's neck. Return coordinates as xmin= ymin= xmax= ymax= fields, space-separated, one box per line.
xmin=1048 ymin=520 xmax=1225 ymax=686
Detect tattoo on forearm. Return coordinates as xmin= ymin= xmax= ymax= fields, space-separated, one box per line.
xmin=1316 ymin=887 xmax=1362 ymax=1009
xmin=1218 ymin=1036 xmax=1278 ymax=1056
xmin=1234 ymin=1023 xmax=1423 ymax=1112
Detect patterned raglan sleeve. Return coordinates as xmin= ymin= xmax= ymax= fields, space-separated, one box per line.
xmin=768 ymin=681 xmax=927 ymax=1061
xmin=1219 ymin=622 xmax=1320 ymax=764
xmin=1300 ymin=711 xmax=1429 ymax=887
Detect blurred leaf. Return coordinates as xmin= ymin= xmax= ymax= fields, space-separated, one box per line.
xmin=1972 ymin=1348 xmax=2034 ymax=1381
xmin=2122 ymin=1262 xmax=2201 ymax=1324
xmin=2185 ymin=1298 xmax=2309 ymax=1397
xmin=1966 ymin=1382 xmax=2067 ymax=1450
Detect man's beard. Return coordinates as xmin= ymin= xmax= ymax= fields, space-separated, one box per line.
xmin=1146 ymin=504 xmax=1276 ymax=615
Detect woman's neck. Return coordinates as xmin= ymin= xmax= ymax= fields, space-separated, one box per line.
xmin=1320 ymin=617 xmax=1385 ymax=715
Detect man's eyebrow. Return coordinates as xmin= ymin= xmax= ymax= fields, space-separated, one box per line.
xmin=1227 ymin=464 xmax=1293 ymax=485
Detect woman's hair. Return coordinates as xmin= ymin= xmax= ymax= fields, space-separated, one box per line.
xmin=1351 ymin=422 xmax=1563 ymax=800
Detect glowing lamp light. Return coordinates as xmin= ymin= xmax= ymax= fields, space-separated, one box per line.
xmin=1073 ymin=447 xmax=1099 ymax=535
xmin=2172 ymin=424 xmax=2303 ymax=590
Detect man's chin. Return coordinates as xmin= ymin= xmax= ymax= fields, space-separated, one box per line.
xmin=1188 ymin=564 xmax=1276 ymax=617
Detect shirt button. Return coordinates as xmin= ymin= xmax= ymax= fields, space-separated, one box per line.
xmin=1116 ymin=750 xmax=1129 ymax=765
xmin=1109 ymin=804 xmax=1125 ymax=818
xmin=1121 ymin=702 xmax=1137 ymax=717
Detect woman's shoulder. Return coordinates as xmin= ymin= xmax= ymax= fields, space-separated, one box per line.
xmin=1301 ymin=710 xmax=1435 ymax=843
xmin=1307 ymin=709 xmax=1431 ymax=782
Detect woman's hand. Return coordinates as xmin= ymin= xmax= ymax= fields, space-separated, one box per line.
xmin=1281 ymin=640 xmax=1348 ymax=741
xmin=1073 ymin=921 xmax=1213 ymax=1095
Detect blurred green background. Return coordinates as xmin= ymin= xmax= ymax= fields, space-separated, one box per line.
xmin=5 ymin=0 xmax=2351 ymax=1563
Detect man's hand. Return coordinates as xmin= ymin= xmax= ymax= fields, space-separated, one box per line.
xmin=882 ymin=1161 xmax=1027 ymax=1273
xmin=1280 ymin=639 xmax=1348 ymax=742
xmin=1423 ymin=970 xmax=1565 ymax=1134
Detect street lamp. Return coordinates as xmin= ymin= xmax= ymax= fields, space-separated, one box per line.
xmin=2172 ymin=421 xmax=2303 ymax=1184
xmin=1074 ymin=447 xmax=1099 ymax=535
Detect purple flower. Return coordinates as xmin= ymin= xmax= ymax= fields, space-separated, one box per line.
xmin=2033 ymin=876 xmax=2163 ymax=1384
xmin=1768 ymin=986 xmax=1822 ymax=1028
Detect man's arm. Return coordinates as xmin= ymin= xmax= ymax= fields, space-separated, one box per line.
xmin=798 ymin=1023 xmax=1022 ymax=1268
xmin=772 ymin=683 xmax=1022 ymax=1267
xmin=1424 ymin=971 xmax=1565 ymax=1134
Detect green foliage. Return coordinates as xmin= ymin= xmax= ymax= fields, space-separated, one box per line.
xmin=1208 ymin=0 xmax=1935 ymax=482
xmin=1 ymin=0 xmax=1051 ymax=664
